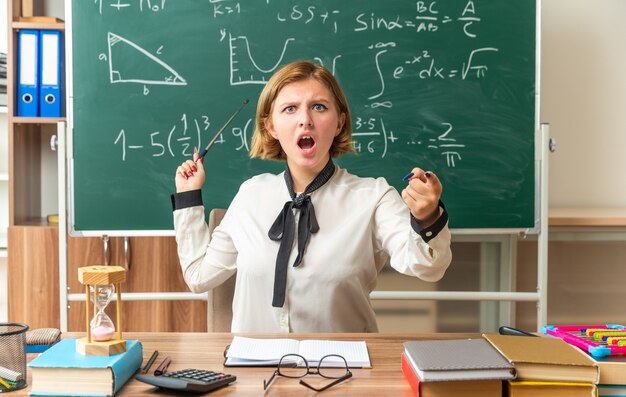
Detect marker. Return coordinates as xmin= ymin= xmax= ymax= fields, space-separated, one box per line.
xmin=402 ymin=171 xmax=432 ymax=181
xmin=154 ymin=356 xmax=172 ymax=376
xmin=498 ymin=326 xmax=537 ymax=337
xmin=197 ymin=99 xmax=249 ymax=162
xmin=142 ymin=350 xmax=159 ymax=374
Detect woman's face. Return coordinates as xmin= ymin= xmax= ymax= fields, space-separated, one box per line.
xmin=264 ymin=78 xmax=345 ymax=175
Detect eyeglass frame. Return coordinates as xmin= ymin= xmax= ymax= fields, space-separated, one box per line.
xmin=263 ymin=353 xmax=353 ymax=392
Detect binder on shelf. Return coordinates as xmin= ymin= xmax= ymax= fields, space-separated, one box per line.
xmin=39 ymin=30 xmax=63 ymax=117
xmin=17 ymin=29 xmax=39 ymax=117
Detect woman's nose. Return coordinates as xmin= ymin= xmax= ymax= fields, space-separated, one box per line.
xmin=299 ymin=111 xmax=313 ymax=127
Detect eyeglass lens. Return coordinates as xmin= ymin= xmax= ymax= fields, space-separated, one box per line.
xmin=278 ymin=354 xmax=308 ymax=378
xmin=317 ymin=354 xmax=350 ymax=379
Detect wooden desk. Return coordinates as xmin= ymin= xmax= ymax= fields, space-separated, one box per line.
xmin=18 ymin=332 xmax=474 ymax=396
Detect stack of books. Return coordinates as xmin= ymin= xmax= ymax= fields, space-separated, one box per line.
xmin=28 ymin=338 xmax=142 ymax=397
xmin=401 ymin=338 xmax=516 ymax=396
xmin=483 ymin=334 xmax=598 ymax=397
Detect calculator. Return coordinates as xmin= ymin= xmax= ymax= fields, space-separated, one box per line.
xmin=136 ymin=368 xmax=236 ymax=393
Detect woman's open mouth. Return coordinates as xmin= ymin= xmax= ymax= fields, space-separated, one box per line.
xmin=298 ymin=136 xmax=316 ymax=154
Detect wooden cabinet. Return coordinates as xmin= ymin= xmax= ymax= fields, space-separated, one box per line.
xmin=7 ymin=225 xmax=59 ymax=327
xmin=6 ymin=0 xmax=206 ymax=331
xmin=65 ymin=236 xmax=207 ymax=332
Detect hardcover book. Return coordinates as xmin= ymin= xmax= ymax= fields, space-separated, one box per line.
xmin=403 ymin=338 xmax=516 ymax=381
xmin=483 ymin=333 xmax=599 ymax=383
xmin=401 ymin=353 xmax=503 ymax=397
xmin=506 ymin=380 xmax=596 ymax=397
xmin=28 ymin=338 xmax=143 ymax=397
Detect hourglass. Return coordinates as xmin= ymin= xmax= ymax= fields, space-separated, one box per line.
xmin=76 ymin=266 xmax=127 ymax=356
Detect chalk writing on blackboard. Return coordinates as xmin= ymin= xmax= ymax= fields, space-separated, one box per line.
xmin=71 ymin=0 xmax=537 ymax=231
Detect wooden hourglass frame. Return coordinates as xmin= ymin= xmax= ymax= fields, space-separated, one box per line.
xmin=76 ymin=266 xmax=127 ymax=356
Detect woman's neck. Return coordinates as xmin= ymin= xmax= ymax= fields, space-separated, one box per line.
xmin=287 ymin=157 xmax=330 ymax=192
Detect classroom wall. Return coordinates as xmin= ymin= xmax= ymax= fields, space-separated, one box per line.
xmin=544 ymin=0 xmax=626 ymax=207
xmin=3 ymin=0 xmax=625 ymax=329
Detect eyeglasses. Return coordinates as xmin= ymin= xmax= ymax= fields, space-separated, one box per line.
xmin=263 ymin=353 xmax=352 ymax=392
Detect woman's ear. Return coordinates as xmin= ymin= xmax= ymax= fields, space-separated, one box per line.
xmin=336 ymin=112 xmax=346 ymax=136
xmin=264 ymin=117 xmax=277 ymax=139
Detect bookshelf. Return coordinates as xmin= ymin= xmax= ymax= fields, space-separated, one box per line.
xmin=6 ymin=0 xmax=64 ymax=328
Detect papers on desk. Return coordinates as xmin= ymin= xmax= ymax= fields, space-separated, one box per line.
xmin=225 ymin=336 xmax=371 ymax=368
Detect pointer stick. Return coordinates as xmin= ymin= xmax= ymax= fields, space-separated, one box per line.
xmin=197 ymin=99 xmax=250 ymax=161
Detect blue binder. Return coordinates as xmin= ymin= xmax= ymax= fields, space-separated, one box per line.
xmin=17 ymin=30 xmax=39 ymax=117
xmin=39 ymin=30 xmax=63 ymax=117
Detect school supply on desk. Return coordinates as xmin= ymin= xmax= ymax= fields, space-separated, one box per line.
xmin=38 ymin=30 xmax=63 ymax=117
xmin=136 ymin=368 xmax=236 ymax=394
xmin=543 ymin=324 xmax=626 ymax=358
xmin=505 ymin=380 xmax=597 ymax=397
xmin=25 ymin=327 xmax=61 ymax=353
xmin=483 ymin=333 xmax=599 ymax=383
xmin=499 ymin=326 xmax=537 ymax=337
xmin=17 ymin=30 xmax=39 ymax=117
xmin=224 ymin=336 xmax=371 ymax=368
xmin=28 ymin=338 xmax=142 ymax=397
xmin=403 ymin=338 xmax=516 ymax=382
xmin=401 ymin=353 xmax=503 ymax=397
xmin=153 ymin=356 xmax=171 ymax=376
xmin=0 ymin=322 xmax=29 ymax=392
xmin=141 ymin=350 xmax=159 ymax=374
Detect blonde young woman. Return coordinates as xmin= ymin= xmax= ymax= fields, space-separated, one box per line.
xmin=172 ymin=60 xmax=452 ymax=333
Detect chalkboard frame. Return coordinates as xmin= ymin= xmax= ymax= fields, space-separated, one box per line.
xmin=66 ymin=0 xmax=542 ymax=237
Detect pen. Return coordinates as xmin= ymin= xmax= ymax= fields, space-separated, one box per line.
xmin=154 ymin=356 xmax=172 ymax=376
xmin=142 ymin=350 xmax=159 ymax=374
xmin=402 ymin=171 xmax=431 ymax=181
xmin=498 ymin=326 xmax=537 ymax=337
xmin=197 ymin=99 xmax=249 ymax=161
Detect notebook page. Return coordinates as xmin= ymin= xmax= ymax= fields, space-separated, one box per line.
xmin=299 ymin=340 xmax=371 ymax=367
xmin=226 ymin=336 xmax=300 ymax=361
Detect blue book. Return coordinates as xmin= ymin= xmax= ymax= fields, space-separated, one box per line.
xmin=28 ymin=338 xmax=143 ymax=397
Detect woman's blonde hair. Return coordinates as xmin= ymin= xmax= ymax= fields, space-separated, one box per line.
xmin=249 ymin=60 xmax=354 ymax=160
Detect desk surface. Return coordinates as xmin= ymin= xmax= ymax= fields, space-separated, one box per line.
xmin=19 ymin=332 xmax=474 ymax=396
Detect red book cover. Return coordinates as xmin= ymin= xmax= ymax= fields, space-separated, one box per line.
xmin=402 ymin=352 xmax=420 ymax=396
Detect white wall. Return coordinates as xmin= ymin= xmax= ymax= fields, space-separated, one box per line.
xmin=543 ymin=0 xmax=626 ymax=207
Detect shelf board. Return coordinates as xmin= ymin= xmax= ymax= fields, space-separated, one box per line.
xmin=12 ymin=116 xmax=66 ymax=125
xmin=550 ymin=208 xmax=626 ymax=227
xmin=0 ymin=107 xmax=7 ymax=114
xmin=13 ymin=218 xmax=59 ymax=228
xmin=0 ymin=173 xmax=8 ymax=181
xmin=12 ymin=21 xmax=65 ymax=31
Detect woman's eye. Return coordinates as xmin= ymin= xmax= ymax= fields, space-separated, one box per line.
xmin=313 ymin=104 xmax=327 ymax=111
xmin=283 ymin=106 xmax=296 ymax=113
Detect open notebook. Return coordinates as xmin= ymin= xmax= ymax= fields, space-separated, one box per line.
xmin=224 ymin=336 xmax=371 ymax=368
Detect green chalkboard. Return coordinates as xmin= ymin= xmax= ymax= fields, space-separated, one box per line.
xmin=69 ymin=0 xmax=537 ymax=234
